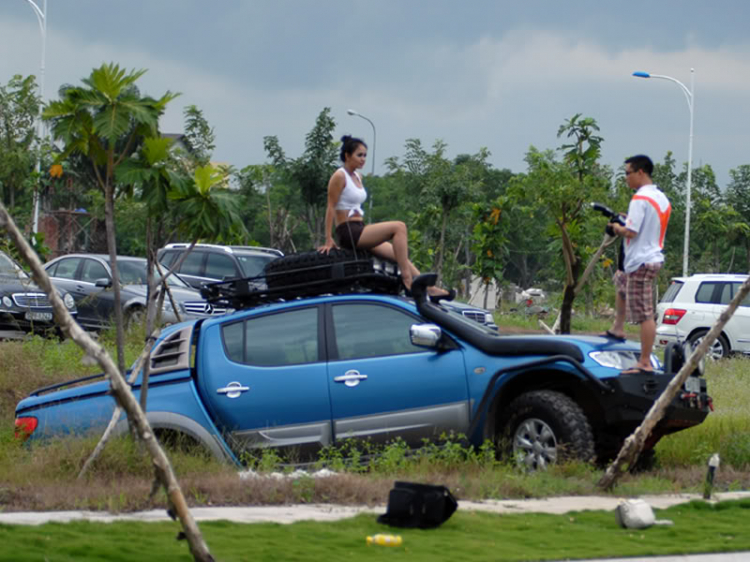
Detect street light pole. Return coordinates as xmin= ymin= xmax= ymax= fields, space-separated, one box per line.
xmin=346 ymin=109 xmax=376 ymax=219
xmin=25 ymin=0 xmax=47 ymax=235
xmin=633 ymin=69 xmax=695 ymax=277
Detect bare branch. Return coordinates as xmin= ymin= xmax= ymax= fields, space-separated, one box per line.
xmin=0 ymin=204 xmax=214 ymax=561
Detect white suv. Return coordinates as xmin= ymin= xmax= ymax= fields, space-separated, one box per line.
xmin=656 ymin=273 xmax=750 ymax=360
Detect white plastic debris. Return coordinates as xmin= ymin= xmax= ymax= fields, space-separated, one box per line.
xmin=614 ymin=499 xmax=656 ymax=529
xmin=238 ymin=468 xmax=338 ymax=480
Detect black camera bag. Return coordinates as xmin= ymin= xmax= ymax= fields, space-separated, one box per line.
xmin=377 ymin=481 xmax=457 ymax=529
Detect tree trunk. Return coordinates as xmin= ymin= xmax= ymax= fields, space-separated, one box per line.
xmin=0 ymin=204 xmax=214 ymax=562
xmin=549 ymin=234 xmax=616 ymax=334
xmin=266 ymin=183 xmax=274 ymax=248
xmin=726 ymin=247 xmax=735 ymax=273
xmin=141 ymin=222 xmax=156 ymax=413
xmin=463 ymin=226 xmax=471 ymax=301
xmin=436 ymin=211 xmax=448 ymax=285
xmin=598 ymin=274 xmax=750 ymax=491
xmin=559 ymin=283 xmax=575 ymax=334
xmin=104 ymin=179 xmax=126 ymax=376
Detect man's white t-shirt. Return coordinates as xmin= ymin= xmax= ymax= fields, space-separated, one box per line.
xmin=623 ymin=184 xmax=671 ymax=274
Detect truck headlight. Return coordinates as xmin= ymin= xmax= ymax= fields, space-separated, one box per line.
xmin=63 ymin=293 xmax=75 ymax=310
xmin=589 ymin=351 xmax=639 ymax=370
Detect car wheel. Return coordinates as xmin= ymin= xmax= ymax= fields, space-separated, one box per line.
xmin=263 ymin=249 xmax=400 ymax=294
xmin=125 ymin=306 xmax=145 ymax=330
xmin=499 ymin=390 xmax=595 ymax=470
xmin=688 ymin=329 xmax=729 ymax=361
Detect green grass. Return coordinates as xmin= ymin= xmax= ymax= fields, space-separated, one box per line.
xmin=2 ymin=499 xmax=750 ymax=561
xmin=655 ymin=356 xmax=750 ymax=469
xmin=493 ymin=308 xmax=640 ymax=338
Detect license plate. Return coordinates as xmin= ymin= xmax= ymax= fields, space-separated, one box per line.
xmin=684 ymin=377 xmax=701 ymax=393
xmin=25 ymin=311 xmax=53 ymax=322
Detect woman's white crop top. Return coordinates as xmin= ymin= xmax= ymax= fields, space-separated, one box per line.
xmin=334 ymin=167 xmax=367 ymax=217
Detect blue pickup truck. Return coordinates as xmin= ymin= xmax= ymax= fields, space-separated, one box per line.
xmin=14 ymin=250 xmax=711 ymax=469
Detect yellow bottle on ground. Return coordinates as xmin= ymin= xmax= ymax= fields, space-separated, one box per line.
xmin=366 ymin=534 xmax=403 ymax=546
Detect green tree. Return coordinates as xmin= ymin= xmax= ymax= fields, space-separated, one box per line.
xmin=725 ymin=164 xmax=750 ymax=272
xmin=43 ymin=63 xmax=179 ymax=375
xmin=0 ymin=74 xmax=40 ymax=210
xmin=119 ymin=153 xmax=244 ymax=409
xmin=510 ymin=115 xmax=610 ymax=333
xmin=181 ymin=104 xmax=215 ymax=168
xmin=263 ymin=108 xmax=338 ymax=247
xmin=471 ymin=197 xmax=508 ymax=308
xmin=385 ymin=140 xmax=485 ymax=285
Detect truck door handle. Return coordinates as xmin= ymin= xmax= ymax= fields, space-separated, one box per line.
xmin=216 ymin=382 xmax=250 ymax=398
xmin=334 ymin=370 xmax=368 ymax=387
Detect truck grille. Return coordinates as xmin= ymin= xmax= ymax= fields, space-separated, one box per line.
xmin=462 ymin=311 xmax=485 ymax=323
xmin=12 ymin=293 xmax=51 ymax=308
xmin=183 ymin=301 xmax=227 ymax=316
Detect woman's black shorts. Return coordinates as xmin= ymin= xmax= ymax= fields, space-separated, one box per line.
xmin=336 ymin=221 xmax=365 ymax=251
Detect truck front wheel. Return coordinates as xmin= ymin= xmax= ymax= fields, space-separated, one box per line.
xmin=499 ymin=390 xmax=595 ymax=470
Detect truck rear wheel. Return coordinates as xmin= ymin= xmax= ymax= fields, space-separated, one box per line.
xmin=499 ymin=390 xmax=595 ymax=470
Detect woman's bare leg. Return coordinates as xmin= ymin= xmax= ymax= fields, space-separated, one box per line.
xmin=357 ymin=221 xmax=414 ymax=288
xmin=359 ymin=223 xmax=449 ymax=296
xmin=366 ymin=240 xmax=419 ymax=289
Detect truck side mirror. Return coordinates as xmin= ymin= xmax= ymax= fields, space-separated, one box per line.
xmin=410 ymin=324 xmax=442 ymax=348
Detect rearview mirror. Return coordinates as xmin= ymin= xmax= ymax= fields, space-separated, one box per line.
xmin=410 ymin=323 xmax=442 ymax=348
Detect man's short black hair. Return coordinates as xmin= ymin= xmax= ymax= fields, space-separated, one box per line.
xmin=624 ymin=154 xmax=654 ymax=176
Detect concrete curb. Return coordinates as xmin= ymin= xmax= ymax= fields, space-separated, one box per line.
xmin=1 ymin=491 xmax=748 ymax=526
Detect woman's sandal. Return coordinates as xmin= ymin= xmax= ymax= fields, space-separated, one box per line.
xmin=429 ymin=289 xmax=456 ymax=304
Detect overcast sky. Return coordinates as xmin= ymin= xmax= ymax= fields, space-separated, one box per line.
xmin=2 ymin=1 xmax=749 ymax=188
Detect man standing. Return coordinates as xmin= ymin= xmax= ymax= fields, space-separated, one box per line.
xmin=610 ymin=155 xmax=671 ymax=374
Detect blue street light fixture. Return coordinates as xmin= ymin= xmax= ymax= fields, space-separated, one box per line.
xmin=346 ymin=109 xmax=376 ymax=219
xmin=632 ymin=69 xmax=695 ymax=277
xmin=24 ymin=0 xmax=48 ymax=235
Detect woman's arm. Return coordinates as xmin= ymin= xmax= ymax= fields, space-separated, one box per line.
xmin=319 ymin=170 xmax=345 ymax=253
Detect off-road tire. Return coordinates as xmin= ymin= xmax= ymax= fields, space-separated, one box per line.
xmin=263 ymin=249 xmax=400 ymax=295
xmin=498 ymin=390 xmax=595 ymax=470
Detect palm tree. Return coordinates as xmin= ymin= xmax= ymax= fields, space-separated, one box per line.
xmin=118 ymin=156 xmax=245 ymax=409
xmin=44 ymin=63 xmax=179 ymax=374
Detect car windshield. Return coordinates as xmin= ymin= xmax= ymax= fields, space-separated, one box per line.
xmin=236 ymin=253 xmax=277 ymax=278
xmin=0 ymin=252 xmax=29 ymax=279
xmin=115 ymin=260 xmax=189 ymax=288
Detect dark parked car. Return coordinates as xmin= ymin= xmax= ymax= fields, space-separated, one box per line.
xmin=44 ymin=254 xmax=227 ymax=330
xmin=158 ymin=243 xmax=283 ymax=289
xmin=0 ymin=250 xmax=77 ymax=335
xmin=440 ymin=300 xmax=498 ymax=331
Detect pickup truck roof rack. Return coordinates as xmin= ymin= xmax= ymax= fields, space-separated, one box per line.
xmin=199 ymin=251 xmax=402 ymax=309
